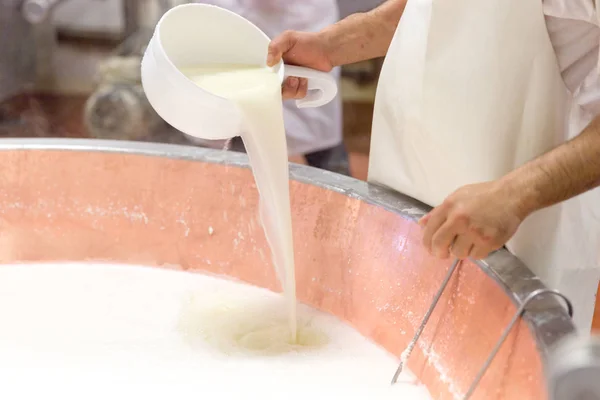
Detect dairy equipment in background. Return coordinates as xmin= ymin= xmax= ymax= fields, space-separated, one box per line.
xmin=0 ymin=0 xmax=68 ymax=136
xmin=84 ymin=59 xmax=163 ymax=141
xmin=0 ymin=0 xmax=185 ymax=142
xmin=21 ymin=0 xmax=66 ymax=24
xmin=84 ymin=0 xmax=173 ymax=141
xmin=52 ymin=0 xmax=125 ymax=40
xmin=0 ymin=0 xmax=60 ymax=104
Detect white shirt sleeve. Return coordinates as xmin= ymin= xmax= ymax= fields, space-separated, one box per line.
xmin=544 ymin=0 xmax=600 ymax=135
xmin=544 ymin=0 xmax=600 ymax=91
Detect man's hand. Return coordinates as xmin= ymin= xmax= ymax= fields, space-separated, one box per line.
xmin=267 ymin=31 xmax=333 ymax=100
xmin=419 ymin=182 xmax=527 ymax=260
xmin=263 ymin=5 xmax=600 ymax=265
xmin=420 ymin=111 xmax=600 ymax=261
xmin=266 ymin=0 xmax=407 ymax=100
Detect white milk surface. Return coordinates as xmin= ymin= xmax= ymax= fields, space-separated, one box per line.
xmin=0 ymin=263 xmax=432 ymax=400
xmin=181 ymin=64 xmax=298 ymax=342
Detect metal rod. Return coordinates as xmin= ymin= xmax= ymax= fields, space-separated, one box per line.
xmin=462 ymin=289 xmax=573 ymax=400
xmin=122 ymin=0 xmax=140 ymax=39
xmin=391 ymin=258 xmax=462 ymax=384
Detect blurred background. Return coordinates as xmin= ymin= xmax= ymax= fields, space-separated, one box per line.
xmin=0 ymin=0 xmax=385 ymax=180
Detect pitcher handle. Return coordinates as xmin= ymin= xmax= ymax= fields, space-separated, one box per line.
xmin=283 ymin=65 xmax=338 ymax=108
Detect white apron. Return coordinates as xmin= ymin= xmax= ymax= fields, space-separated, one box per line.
xmin=369 ymin=0 xmax=600 ymax=332
xmin=194 ymin=0 xmax=342 ymax=155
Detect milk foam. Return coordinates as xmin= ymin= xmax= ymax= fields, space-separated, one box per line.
xmin=0 ymin=263 xmax=432 ymax=399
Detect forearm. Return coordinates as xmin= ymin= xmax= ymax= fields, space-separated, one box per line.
xmin=502 ymin=116 xmax=600 ymax=217
xmin=320 ymin=0 xmax=407 ymax=67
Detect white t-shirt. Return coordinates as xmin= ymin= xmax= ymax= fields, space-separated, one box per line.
xmin=544 ymin=0 xmax=600 ymax=134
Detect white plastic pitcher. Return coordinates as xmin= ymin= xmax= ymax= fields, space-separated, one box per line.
xmin=141 ymin=4 xmax=338 ymax=140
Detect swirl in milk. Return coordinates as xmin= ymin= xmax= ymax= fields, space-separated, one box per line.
xmin=0 ymin=263 xmax=432 ymax=399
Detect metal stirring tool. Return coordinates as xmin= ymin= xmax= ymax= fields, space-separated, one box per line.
xmin=391 ymin=258 xmax=461 ymax=384
xmin=391 ymin=257 xmax=574 ymax=400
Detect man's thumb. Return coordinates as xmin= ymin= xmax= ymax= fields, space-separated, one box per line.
xmin=267 ymin=31 xmax=296 ymax=67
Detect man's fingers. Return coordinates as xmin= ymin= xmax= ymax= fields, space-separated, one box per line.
xmin=450 ymin=234 xmax=473 ymax=260
xmin=469 ymin=245 xmax=490 ymax=260
xmin=422 ymin=207 xmax=447 ymax=255
xmin=431 ymin=220 xmax=460 ymax=259
xmin=267 ymin=31 xmax=296 ymax=67
xmin=418 ymin=213 xmax=431 ymax=227
xmin=295 ymin=78 xmax=308 ymax=99
xmin=282 ymin=77 xmax=309 ymax=100
xmin=282 ymin=77 xmax=300 ymax=99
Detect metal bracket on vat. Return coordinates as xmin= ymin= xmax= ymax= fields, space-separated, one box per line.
xmin=391 ymin=259 xmax=574 ymax=400
xmin=391 ymin=258 xmax=462 ymax=384
xmin=462 ymin=288 xmax=573 ymax=400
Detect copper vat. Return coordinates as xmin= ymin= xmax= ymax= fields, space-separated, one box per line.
xmin=0 ymin=138 xmax=574 ymax=399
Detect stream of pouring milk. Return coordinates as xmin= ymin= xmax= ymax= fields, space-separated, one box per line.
xmin=180 ymin=64 xmax=297 ymax=341
xmin=0 ymin=263 xmax=432 ymax=399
